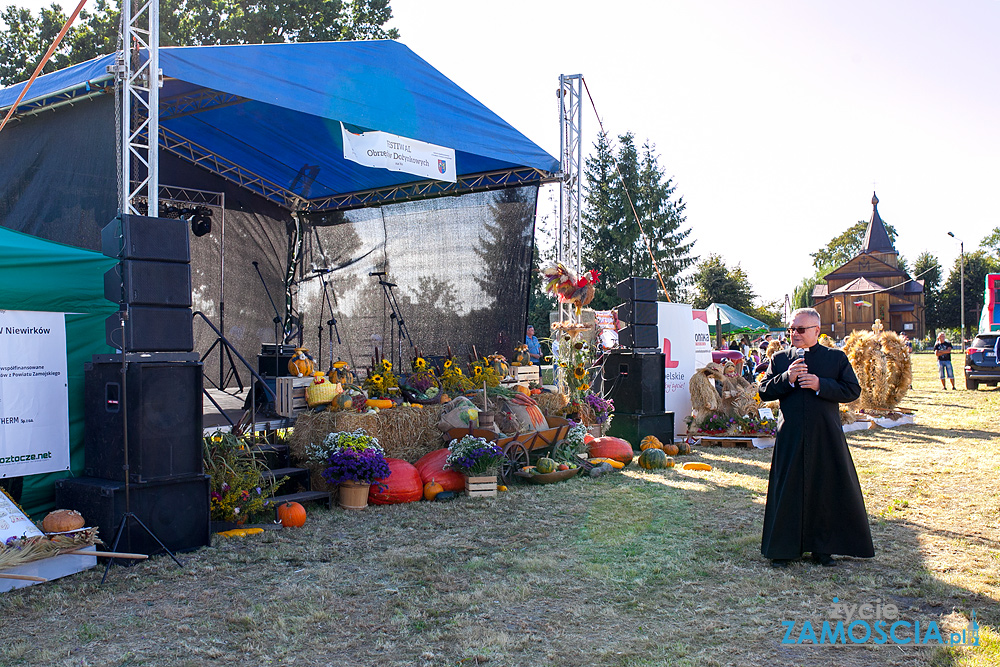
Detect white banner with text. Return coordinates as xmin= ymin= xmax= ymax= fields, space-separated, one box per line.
xmin=342 ymin=123 xmax=457 ymax=183
xmin=0 ymin=310 xmax=70 ymax=478
xmin=657 ymin=302 xmax=695 ymax=438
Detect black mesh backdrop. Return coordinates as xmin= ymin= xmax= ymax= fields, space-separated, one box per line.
xmin=295 ymin=186 xmax=538 ymax=376
xmin=0 ymin=94 xmax=537 ymax=386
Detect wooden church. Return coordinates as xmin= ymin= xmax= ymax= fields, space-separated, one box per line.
xmin=811 ymin=194 xmax=925 ymax=339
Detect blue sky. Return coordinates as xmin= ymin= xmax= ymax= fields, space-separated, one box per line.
xmin=7 ymin=0 xmax=998 ymax=306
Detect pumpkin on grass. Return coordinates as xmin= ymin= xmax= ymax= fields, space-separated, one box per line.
xmin=676 ymin=441 xmax=693 ymax=456
xmin=640 ymin=436 xmax=663 ymax=451
xmin=638 ymin=448 xmax=669 ymax=470
xmin=277 ymin=501 xmax=306 ymax=528
xmin=662 ymin=442 xmax=680 ymax=456
xmin=423 ymin=479 xmax=444 ymax=501
xmin=587 ymin=436 xmax=634 ymax=466
xmin=369 ymin=458 xmax=423 ymax=504
xmin=414 ymin=449 xmax=465 ymax=492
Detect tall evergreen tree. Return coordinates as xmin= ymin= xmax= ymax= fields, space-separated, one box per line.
xmin=581 ymin=132 xmax=695 ymax=309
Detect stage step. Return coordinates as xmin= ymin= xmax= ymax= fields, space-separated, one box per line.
xmin=262 ymin=466 xmax=311 ymax=495
xmin=271 ymin=490 xmax=332 ymax=511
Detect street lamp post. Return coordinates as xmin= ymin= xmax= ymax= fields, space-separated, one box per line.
xmin=948 ymin=232 xmax=965 ymax=351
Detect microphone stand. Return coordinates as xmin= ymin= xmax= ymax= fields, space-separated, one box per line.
xmin=319 ymin=272 xmax=342 ymax=375
xmin=371 ymin=272 xmax=414 ymax=370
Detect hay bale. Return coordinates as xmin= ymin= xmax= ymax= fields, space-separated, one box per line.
xmin=535 ymin=391 xmax=569 ymax=415
xmin=287 ymin=405 xmax=446 ymax=467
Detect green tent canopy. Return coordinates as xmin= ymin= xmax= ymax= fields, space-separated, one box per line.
xmin=0 ymin=226 xmax=117 ymax=516
xmin=705 ymin=303 xmax=770 ymax=336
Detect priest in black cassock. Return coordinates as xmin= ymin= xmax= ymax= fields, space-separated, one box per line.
xmin=758 ymin=308 xmax=874 ymax=567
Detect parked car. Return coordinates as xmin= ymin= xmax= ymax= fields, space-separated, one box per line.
xmin=964 ymin=333 xmax=1000 ymax=390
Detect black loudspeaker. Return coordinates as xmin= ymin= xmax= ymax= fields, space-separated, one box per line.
xmin=104 ymin=261 xmax=192 ymax=307
xmin=84 ymin=360 xmax=203 ymax=483
xmin=602 ymin=351 xmax=665 ymax=414
xmin=607 ymin=412 xmax=675 ymax=445
xmin=105 ymin=307 xmax=194 ymax=352
xmin=619 ymin=324 xmax=658 ymax=349
xmin=101 ymin=214 xmax=190 ymax=262
xmin=616 ymin=301 xmax=658 ymax=326
xmin=257 ymin=344 xmax=297 ymax=377
xmin=102 ymin=215 xmax=193 ymax=352
xmin=54 ymin=475 xmax=211 ymax=555
xmin=616 ymin=277 xmax=657 ymax=302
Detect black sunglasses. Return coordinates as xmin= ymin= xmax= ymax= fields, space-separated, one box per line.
xmin=786 ymin=326 xmax=819 ymax=334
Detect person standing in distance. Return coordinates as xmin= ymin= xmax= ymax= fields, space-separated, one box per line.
xmin=525 ymin=325 xmax=542 ymax=363
xmin=758 ymin=307 xmax=873 ymax=568
xmin=933 ymin=332 xmax=956 ymax=390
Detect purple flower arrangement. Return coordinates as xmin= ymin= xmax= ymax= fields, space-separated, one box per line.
xmin=584 ymin=393 xmax=614 ymax=425
xmin=445 ymin=435 xmax=504 ymax=476
xmin=321 ymin=448 xmax=391 ymax=486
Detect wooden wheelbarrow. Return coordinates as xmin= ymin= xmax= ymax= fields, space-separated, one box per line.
xmin=445 ymin=416 xmax=572 ymax=486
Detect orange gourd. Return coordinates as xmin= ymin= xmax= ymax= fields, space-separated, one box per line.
xmin=587 ymin=436 xmax=634 ymax=466
xmin=277 ymin=501 xmax=307 ymax=527
xmin=414 ymin=449 xmax=466 ymax=492
xmin=682 ymin=462 xmax=713 ymax=471
xmin=640 ymin=436 xmax=663 ymax=451
xmin=423 ymin=479 xmax=444 ymax=501
xmin=662 ymin=443 xmax=680 ymax=456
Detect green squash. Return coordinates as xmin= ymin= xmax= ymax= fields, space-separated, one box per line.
xmin=638 ymin=448 xmax=669 ymax=470
xmin=535 ymin=457 xmax=557 ymax=474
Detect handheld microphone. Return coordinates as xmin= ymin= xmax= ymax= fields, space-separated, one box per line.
xmin=369 ymin=271 xmax=386 ymax=276
xmin=252 ymin=261 xmax=259 ymax=267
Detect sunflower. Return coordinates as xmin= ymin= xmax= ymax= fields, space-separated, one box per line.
xmin=573 ymin=364 xmax=586 ymax=380
xmin=381 ymin=359 xmax=392 ymax=373
xmin=413 ymin=357 xmax=427 ymax=371
xmin=573 ymin=340 xmax=584 ymax=350
xmin=444 ymin=359 xmax=453 ymax=370
xmin=369 ymin=373 xmax=384 ymax=386
xmin=578 ymin=383 xmax=591 ymax=392
xmin=472 ymin=366 xmax=483 ymax=377
xmin=455 ymin=368 xmax=464 ymax=376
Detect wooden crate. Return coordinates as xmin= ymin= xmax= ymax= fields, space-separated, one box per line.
xmin=276 ymin=376 xmax=314 ymax=418
xmin=465 ymin=475 xmax=497 ymax=498
xmin=511 ymin=365 xmax=540 ymax=383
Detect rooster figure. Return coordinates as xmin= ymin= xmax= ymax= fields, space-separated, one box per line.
xmin=541 ymin=262 xmax=600 ymax=313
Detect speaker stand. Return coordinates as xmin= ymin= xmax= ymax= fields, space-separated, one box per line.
xmin=101 ymin=511 xmax=183 ymax=583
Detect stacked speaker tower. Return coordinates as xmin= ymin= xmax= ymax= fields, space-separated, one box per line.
xmin=55 ymin=214 xmax=210 ymax=556
xmin=604 ymin=277 xmax=675 ymax=443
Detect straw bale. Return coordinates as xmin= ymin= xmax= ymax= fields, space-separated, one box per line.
xmin=287 ymin=405 xmax=447 ymax=467
xmin=535 ymin=391 xmax=569 ymax=415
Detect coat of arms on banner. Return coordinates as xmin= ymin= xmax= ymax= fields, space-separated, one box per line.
xmin=438 ymin=159 xmax=447 ymax=174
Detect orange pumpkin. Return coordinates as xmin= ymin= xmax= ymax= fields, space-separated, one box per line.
xmin=423 ymin=479 xmax=444 ymax=501
xmin=640 ymin=435 xmax=663 ymax=451
xmin=277 ymin=501 xmax=306 ymax=528
xmin=414 ymin=449 xmax=466 ymax=492
xmin=662 ymin=443 xmax=680 ymax=456
xmin=587 ymin=436 xmax=634 ymax=466
xmin=369 ymin=458 xmax=423 ymax=504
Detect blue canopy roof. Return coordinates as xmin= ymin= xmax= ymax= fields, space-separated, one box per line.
xmin=0 ymin=41 xmax=558 ymax=211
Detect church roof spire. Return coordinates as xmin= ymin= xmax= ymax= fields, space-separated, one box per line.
xmin=862 ymin=192 xmax=895 ymax=254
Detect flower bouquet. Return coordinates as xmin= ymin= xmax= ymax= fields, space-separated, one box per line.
xmin=312 ymin=430 xmax=391 ymax=487
xmin=439 ymin=357 xmax=475 ymax=394
xmin=204 ymin=431 xmax=284 ymax=524
xmin=399 ymin=354 xmax=442 ymax=404
xmin=445 ymin=435 xmax=503 ymax=476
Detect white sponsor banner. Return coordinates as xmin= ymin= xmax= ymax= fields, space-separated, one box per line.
xmin=0 ymin=310 xmax=70 ymax=477
xmin=657 ymin=302 xmax=695 ymax=438
xmin=342 ymin=123 xmax=457 ymax=183
xmin=692 ymin=309 xmax=713 ymax=369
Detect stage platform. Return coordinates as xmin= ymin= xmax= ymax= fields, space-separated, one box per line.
xmin=202 ymin=387 xmax=293 ymax=436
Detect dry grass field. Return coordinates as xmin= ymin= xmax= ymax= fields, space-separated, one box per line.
xmin=0 ymin=352 xmax=997 ymax=667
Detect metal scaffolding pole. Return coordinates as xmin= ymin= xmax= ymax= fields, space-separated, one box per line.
xmin=557 ymin=74 xmax=583 ymax=323
xmin=112 ymin=0 xmax=160 ymax=215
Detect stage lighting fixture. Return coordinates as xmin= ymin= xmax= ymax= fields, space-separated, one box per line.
xmin=190 ymin=206 xmax=213 ymax=237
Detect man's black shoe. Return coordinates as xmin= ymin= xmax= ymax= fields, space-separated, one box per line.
xmin=771 ymin=559 xmax=791 ymax=568
xmin=811 ymin=553 xmax=836 ymax=567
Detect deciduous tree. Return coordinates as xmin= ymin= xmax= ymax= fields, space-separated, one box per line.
xmin=0 ymin=0 xmax=399 ymax=85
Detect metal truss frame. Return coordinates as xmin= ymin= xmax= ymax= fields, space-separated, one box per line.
xmin=114 ymin=0 xmax=160 ymax=216
xmin=557 ymin=73 xmax=583 ymax=321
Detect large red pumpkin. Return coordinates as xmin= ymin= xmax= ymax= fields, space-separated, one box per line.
xmin=368 ymin=458 xmax=423 ymax=505
xmin=414 ymin=448 xmax=465 ymax=493
xmin=587 ymin=436 xmax=635 ymax=465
